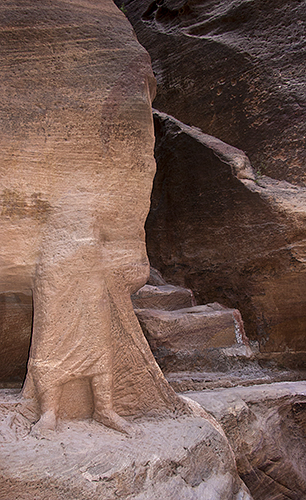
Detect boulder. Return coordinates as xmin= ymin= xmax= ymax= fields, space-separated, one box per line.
xmin=145 ymin=110 xmax=306 ymax=353
xmin=115 ymin=0 xmax=306 ymax=186
xmin=135 ymin=302 xmax=251 ymax=371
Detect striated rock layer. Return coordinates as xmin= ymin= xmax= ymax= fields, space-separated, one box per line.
xmin=146 ymin=111 xmax=306 ymax=353
xmin=115 ymin=0 xmax=306 ymax=186
xmin=187 ymin=381 xmax=306 ymax=500
xmin=0 ymin=0 xmax=186 ymax=424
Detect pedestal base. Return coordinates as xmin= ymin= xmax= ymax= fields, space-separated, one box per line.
xmin=0 ymin=390 xmax=251 ymax=500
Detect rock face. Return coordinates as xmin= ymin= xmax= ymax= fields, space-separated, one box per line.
xmin=136 ymin=302 xmax=251 ymax=371
xmin=145 ymin=111 xmax=306 ymax=352
xmin=187 ymin=381 xmax=306 ymax=500
xmin=115 ymin=0 xmax=306 ymax=186
xmin=0 ymin=0 xmax=186 ymax=432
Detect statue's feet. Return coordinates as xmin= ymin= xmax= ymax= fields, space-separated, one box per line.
xmin=93 ymin=409 xmax=135 ymax=437
xmin=30 ymin=410 xmax=57 ymax=439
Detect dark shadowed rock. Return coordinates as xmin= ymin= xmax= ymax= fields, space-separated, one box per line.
xmin=145 ymin=110 xmax=306 ymax=352
xmin=0 ymin=293 xmax=32 ymax=386
xmin=115 ymin=0 xmax=306 ymax=186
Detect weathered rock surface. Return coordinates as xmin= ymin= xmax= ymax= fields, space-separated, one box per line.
xmin=0 ymin=0 xmax=186 ymax=430
xmin=131 ymin=283 xmax=196 ymax=310
xmin=145 ymin=110 xmax=306 ymax=352
xmin=135 ymin=302 xmax=252 ymax=371
xmin=116 ymin=0 xmax=306 ymax=186
xmin=0 ymin=390 xmax=252 ymax=500
xmin=187 ymin=381 xmax=306 ymax=500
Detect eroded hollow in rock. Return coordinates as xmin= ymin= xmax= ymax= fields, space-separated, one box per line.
xmin=0 ymin=292 xmax=33 ymax=388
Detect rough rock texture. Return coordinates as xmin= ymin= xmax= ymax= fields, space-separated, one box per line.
xmin=115 ymin=0 xmax=306 ymax=186
xmin=135 ymin=303 xmax=251 ymax=371
xmin=0 ymin=0 xmax=186 ymax=432
xmin=131 ymin=283 xmax=196 ymax=310
xmin=0 ymin=390 xmax=252 ymax=500
xmin=187 ymin=381 xmax=306 ymax=500
xmin=145 ymin=110 xmax=306 ymax=352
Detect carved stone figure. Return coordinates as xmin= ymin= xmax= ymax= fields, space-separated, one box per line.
xmin=0 ymin=0 xmax=185 ymax=436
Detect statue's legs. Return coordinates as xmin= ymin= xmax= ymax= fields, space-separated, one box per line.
xmin=91 ymin=372 xmax=133 ymax=435
xmin=30 ymin=385 xmax=62 ymax=436
xmin=89 ymin=286 xmax=134 ymax=435
xmin=26 ymin=244 xmax=135 ymax=435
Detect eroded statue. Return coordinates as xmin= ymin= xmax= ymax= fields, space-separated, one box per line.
xmin=0 ymin=0 xmax=185 ymax=436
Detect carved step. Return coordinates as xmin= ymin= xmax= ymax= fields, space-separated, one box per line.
xmin=131 ymin=284 xmax=196 ymax=311
xmin=135 ymin=302 xmax=252 ymax=372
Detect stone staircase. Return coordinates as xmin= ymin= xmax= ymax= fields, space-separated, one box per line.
xmin=132 ymin=270 xmax=253 ymax=374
